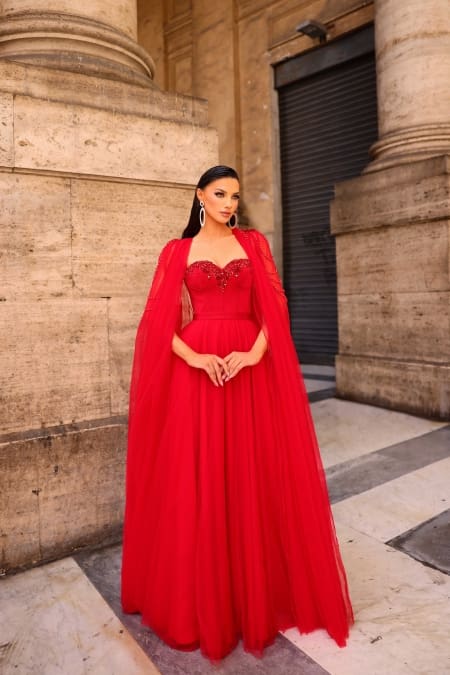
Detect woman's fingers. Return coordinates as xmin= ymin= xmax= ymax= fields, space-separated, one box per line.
xmin=223 ymin=352 xmax=244 ymax=379
xmin=206 ymin=355 xmax=228 ymax=386
xmin=212 ymin=358 xmax=224 ymax=386
xmin=216 ymin=356 xmax=230 ymax=378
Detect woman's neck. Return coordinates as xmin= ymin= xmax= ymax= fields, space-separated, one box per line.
xmin=195 ymin=221 xmax=233 ymax=240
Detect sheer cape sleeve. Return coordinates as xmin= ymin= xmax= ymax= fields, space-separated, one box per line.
xmin=128 ymin=237 xmax=191 ymax=420
xmin=234 ymin=228 xmax=354 ymax=637
xmin=122 ymin=237 xmax=191 ymax=595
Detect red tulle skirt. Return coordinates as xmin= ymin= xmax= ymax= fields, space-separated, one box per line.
xmin=121 ymin=310 xmax=353 ymax=661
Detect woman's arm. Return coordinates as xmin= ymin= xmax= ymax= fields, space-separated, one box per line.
xmin=172 ymin=332 xmax=196 ymax=365
xmin=250 ymin=328 xmax=268 ymax=362
xmin=172 ymin=333 xmax=230 ymax=387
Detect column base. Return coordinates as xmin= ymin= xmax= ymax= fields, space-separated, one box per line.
xmin=367 ymin=124 xmax=450 ymax=173
xmin=336 ymin=355 xmax=450 ymax=421
xmin=0 ymin=11 xmax=155 ymax=87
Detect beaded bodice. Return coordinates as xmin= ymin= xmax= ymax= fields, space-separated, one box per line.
xmin=184 ymin=258 xmax=254 ymax=318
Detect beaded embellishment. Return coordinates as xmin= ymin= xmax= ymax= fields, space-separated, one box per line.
xmin=186 ymin=258 xmax=251 ymax=291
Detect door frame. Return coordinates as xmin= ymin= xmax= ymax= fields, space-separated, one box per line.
xmin=271 ymin=24 xmax=376 ymax=362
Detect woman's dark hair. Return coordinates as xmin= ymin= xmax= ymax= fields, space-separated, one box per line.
xmin=181 ymin=165 xmax=240 ymax=238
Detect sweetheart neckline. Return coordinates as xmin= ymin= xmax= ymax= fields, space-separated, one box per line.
xmin=185 ymin=257 xmax=250 ymax=272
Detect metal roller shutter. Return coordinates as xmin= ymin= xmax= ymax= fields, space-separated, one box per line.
xmin=276 ymin=28 xmax=378 ymax=364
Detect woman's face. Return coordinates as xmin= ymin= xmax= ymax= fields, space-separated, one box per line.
xmin=197 ymin=177 xmax=240 ymax=226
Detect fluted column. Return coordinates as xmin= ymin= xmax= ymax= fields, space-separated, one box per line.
xmin=369 ymin=0 xmax=450 ymax=170
xmin=0 ymin=0 xmax=155 ymax=86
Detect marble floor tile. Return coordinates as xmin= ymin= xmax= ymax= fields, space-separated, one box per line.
xmin=331 ymin=457 xmax=450 ymax=543
xmin=283 ymin=521 xmax=450 ymax=675
xmin=326 ymin=425 xmax=450 ymax=503
xmin=0 ymin=557 xmax=160 ymax=675
xmin=310 ymin=398 xmax=447 ymax=469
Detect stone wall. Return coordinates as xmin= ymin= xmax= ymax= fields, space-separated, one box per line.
xmin=331 ymin=0 xmax=450 ymax=420
xmin=0 ymin=52 xmax=217 ymax=572
xmin=331 ymin=156 xmax=450 ymax=419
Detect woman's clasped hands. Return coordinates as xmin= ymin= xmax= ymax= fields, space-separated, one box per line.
xmin=187 ymin=349 xmax=263 ymax=387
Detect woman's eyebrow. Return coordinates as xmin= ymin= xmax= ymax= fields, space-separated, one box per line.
xmin=214 ymin=185 xmax=240 ymax=193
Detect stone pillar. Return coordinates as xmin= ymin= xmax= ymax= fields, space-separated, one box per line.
xmin=0 ymin=0 xmax=155 ymax=86
xmin=331 ymin=0 xmax=450 ymax=421
xmin=369 ymin=0 xmax=450 ymax=170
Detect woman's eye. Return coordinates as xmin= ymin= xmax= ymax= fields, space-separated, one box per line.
xmin=215 ymin=192 xmax=224 ymax=197
xmin=233 ymin=195 xmax=240 ymax=200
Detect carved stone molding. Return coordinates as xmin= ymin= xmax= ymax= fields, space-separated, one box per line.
xmin=369 ymin=124 xmax=450 ymax=171
xmin=0 ymin=11 xmax=155 ymax=86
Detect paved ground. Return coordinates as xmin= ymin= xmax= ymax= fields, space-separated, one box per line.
xmin=1 ymin=365 xmax=449 ymax=675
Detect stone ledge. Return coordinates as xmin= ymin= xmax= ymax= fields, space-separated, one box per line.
xmin=0 ymin=59 xmax=210 ymax=125
xmin=336 ymin=354 xmax=450 ymax=421
xmin=0 ymin=414 xmax=127 ymax=445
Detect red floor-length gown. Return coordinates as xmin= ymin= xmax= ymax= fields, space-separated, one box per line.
xmin=121 ymin=228 xmax=354 ymax=661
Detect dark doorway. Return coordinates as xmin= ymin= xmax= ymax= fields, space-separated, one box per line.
xmin=275 ymin=26 xmax=378 ymax=364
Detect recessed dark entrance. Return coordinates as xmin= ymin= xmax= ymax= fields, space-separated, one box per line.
xmin=275 ymin=25 xmax=378 ymax=364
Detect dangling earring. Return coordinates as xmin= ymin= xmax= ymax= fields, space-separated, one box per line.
xmin=228 ymin=212 xmax=238 ymax=229
xmin=199 ymin=200 xmax=206 ymax=228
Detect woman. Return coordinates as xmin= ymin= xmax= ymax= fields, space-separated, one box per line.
xmin=121 ymin=165 xmax=354 ymax=662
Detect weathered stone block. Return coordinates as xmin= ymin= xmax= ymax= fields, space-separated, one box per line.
xmin=70 ymin=179 xmax=191 ymax=297
xmin=332 ymin=156 xmax=450 ymax=419
xmin=336 ymin=221 xmax=449 ymax=295
xmin=338 ymin=291 xmax=450 ymax=362
xmin=0 ymin=93 xmax=13 ymax=167
xmin=0 ymin=299 xmax=110 ymax=434
xmin=0 ymin=440 xmax=41 ymax=570
xmin=108 ymin=296 xmax=145 ymax=415
xmin=0 ymin=420 xmax=126 ymax=572
xmin=0 ymin=173 xmax=72 ymax=300
xmin=14 ymin=95 xmax=218 ymax=183
xmin=331 ymin=156 xmax=450 ymax=234
xmin=336 ymin=355 xmax=450 ymax=421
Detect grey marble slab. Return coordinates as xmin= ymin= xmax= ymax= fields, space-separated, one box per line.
xmin=387 ymin=508 xmax=450 ymax=575
xmin=326 ymin=425 xmax=450 ymax=503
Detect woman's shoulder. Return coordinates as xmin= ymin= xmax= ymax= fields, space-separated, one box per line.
xmin=237 ymin=227 xmax=270 ymax=250
xmin=158 ymin=236 xmax=185 ymax=258
xmin=237 ymin=227 xmax=265 ymax=239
